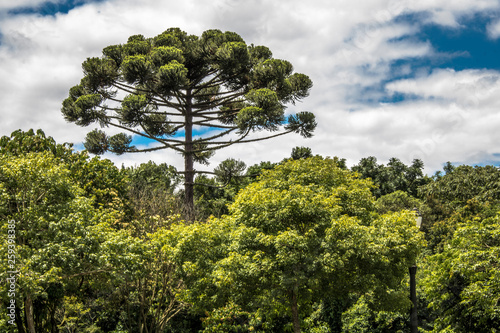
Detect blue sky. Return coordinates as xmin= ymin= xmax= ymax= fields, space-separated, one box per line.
xmin=1 ymin=0 xmax=500 ymax=173
xmin=7 ymin=0 xmax=105 ymax=16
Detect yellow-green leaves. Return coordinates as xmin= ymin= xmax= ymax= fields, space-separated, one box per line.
xmin=163 ymin=157 xmax=426 ymax=330
xmin=123 ymin=34 xmax=151 ymax=56
xmin=150 ymin=46 xmax=185 ymax=67
xmin=215 ymin=41 xmax=250 ymax=79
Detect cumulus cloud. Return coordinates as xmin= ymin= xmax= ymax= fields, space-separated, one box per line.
xmin=1 ymin=0 xmax=500 ymax=174
xmin=487 ymin=19 xmax=500 ymax=39
xmin=386 ymin=69 xmax=500 ymax=107
xmin=382 ymin=69 xmax=500 ymax=169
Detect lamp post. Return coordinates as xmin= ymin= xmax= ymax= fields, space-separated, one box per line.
xmin=410 ymin=208 xmax=422 ymax=333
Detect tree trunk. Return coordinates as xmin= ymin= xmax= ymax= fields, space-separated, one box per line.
xmin=290 ymin=288 xmax=301 ymax=333
xmin=51 ymin=305 xmax=57 ymax=333
xmin=409 ymin=265 xmax=418 ymax=333
xmin=15 ymin=304 xmax=25 ymax=333
xmin=184 ymin=90 xmax=195 ymax=221
xmin=25 ymin=294 xmax=36 ymax=333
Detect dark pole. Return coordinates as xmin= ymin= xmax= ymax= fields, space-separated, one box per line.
xmin=409 ymin=265 xmax=418 ymax=333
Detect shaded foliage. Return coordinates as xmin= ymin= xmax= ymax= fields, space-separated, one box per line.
xmin=352 ymin=156 xmax=430 ymax=198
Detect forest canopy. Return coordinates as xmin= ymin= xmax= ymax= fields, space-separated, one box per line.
xmin=3 ymin=87 xmax=500 ymax=332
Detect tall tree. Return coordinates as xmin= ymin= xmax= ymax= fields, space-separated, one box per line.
xmin=61 ymin=28 xmax=316 ymax=218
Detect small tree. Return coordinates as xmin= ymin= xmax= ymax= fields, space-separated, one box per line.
xmin=61 ymin=28 xmax=316 ymax=218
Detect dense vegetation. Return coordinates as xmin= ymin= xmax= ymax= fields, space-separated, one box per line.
xmin=2 ymin=129 xmax=499 ymax=332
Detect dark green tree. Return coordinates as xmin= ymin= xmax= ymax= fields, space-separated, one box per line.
xmin=61 ymin=28 xmax=316 ymax=218
xmin=125 ymin=161 xmax=183 ymax=233
xmin=419 ymin=165 xmax=500 ymax=227
xmin=352 ymin=156 xmax=429 ymax=198
xmin=193 ymin=158 xmax=249 ymax=219
xmin=290 ymin=146 xmax=313 ymax=160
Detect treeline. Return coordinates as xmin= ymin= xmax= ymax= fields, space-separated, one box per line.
xmin=1 ymin=129 xmax=499 ymax=332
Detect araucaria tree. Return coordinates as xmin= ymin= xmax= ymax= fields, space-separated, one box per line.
xmin=61 ymin=28 xmax=316 ymax=216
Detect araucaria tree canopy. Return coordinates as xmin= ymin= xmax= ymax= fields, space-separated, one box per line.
xmin=61 ymin=28 xmax=316 ymax=216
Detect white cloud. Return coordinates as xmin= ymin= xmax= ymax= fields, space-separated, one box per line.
xmin=403 ymin=0 xmax=499 ymax=27
xmin=0 ymin=0 xmax=52 ymax=10
xmin=487 ymin=19 xmax=500 ymax=39
xmin=386 ymin=68 xmax=500 ymax=108
xmin=1 ymin=0 xmax=500 ymax=174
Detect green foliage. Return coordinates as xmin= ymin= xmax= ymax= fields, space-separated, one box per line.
xmin=194 ymin=174 xmax=231 ymax=219
xmin=419 ymin=165 xmax=500 ymax=223
xmin=61 ymin=28 xmax=316 ymax=215
xmin=125 ymin=161 xmax=182 ymax=232
xmin=419 ymin=165 xmax=500 ymax=253
xmin=7 ymin=128 xmax=500 ymax=332
xmin=0 ymin=151 xmax=123 ymax=331
xmin=341 ymin=294 xmax=408 ymax=333
xmin=164 ymin=157 xmax=426 ymax=332
xmin=1 ymin=129 xmax=131 ymax=219
xmin=291 ymin=146 xmax=313 ymax=160
xmin=0 ymin=130 xmax=186 ymax=332
xmin=375 ymin=191 xmax=422 ymax=214
xmin=245 ymin=161 xmax=276 ymax=179
xmin=201 ymin=302 xmax=252 ymax=332
xmin=375 ymin=190 xmax=430 ymax=232
xmin=352 ymin=157 xmax=430 ymax=198
xmin=0 ymin=128 xmax=74 ymax=158
xmin=214 ymin=158 xmax=247 ymax=186
xmin=156 ymin=218 xmax=233 ymax=313
xmin=84 ymin=129 xmax=136 ymax=156
xmin=422 ymin=211 xmax=500 ymax=332
xmin=194 ymin=158 xmax=255 ymax=219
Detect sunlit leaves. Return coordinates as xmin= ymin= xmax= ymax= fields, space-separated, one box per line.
xmin=248 ymin=45 xmax=273 ymax=63
xmin=153 ymin=29 xmax=187 ymax=48
xmin=102 ymin=44 xmax=123 ymax=66
xmin=150 ymin=46 xmax=185 ymax=67
xmin=0 ymin=129 xmax=73 ymax=158
xmin=165 ymin=157 xmax=425 ymax=330
xmin=123 ymin=34 xmax=151 ymax=56
xmin=422 ymin=213 xmax=500 ymax=332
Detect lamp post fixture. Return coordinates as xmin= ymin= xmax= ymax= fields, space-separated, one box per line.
xmin=410 ymin=208 xmax=422 ymax=333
